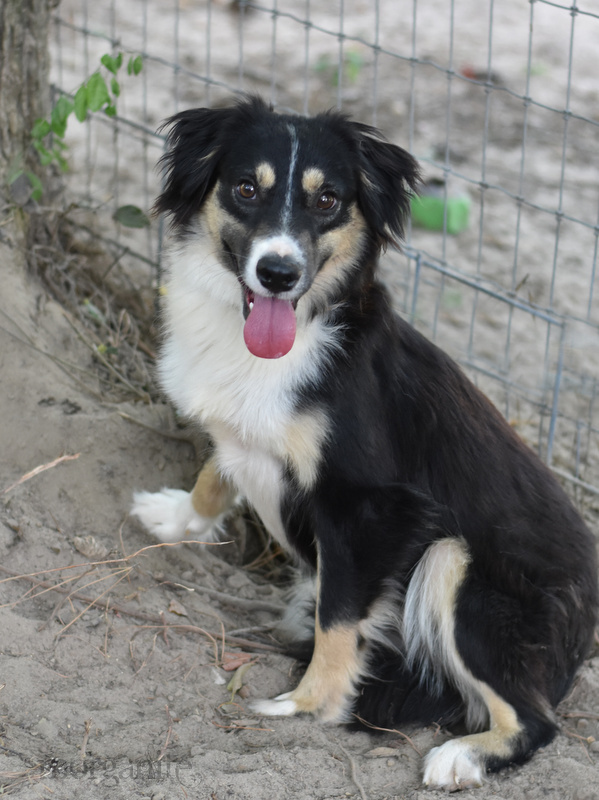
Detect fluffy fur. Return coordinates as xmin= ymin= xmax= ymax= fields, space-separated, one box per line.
xmin=132 ymin=96 xmax=598 ymax=791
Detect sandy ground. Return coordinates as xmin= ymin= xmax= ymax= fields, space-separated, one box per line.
xmin=2 ymin=1 xmax=599 ymax=799
xmin=2 ymin=196 xmax=599 ymax=800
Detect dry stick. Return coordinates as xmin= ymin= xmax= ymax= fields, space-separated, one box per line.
xmin=61 ymin=311 xmax=149 ymax=401
xmin=102 ymin=596 xmax=112 ymax=657
xmin=336 ymin=742 xmax=368 ymax=800
xmin=2 ymin=566 xmax=96 ymax=612
xmin=161 ymin=574 xmax=285 ymax=614
xmin=560 ymin=711 xmax=599 ymax=721
xmin=562 ymin=729 xmax=593 ymax=764
xmin=54 ymin=568 xmax=132 ymax=640
xmin=0 ymin=566 xmax=283 ymax=653
xmin=118 ymin=410 xmax=197 ymax=445
xmin=157 ymin=705 xmax=174 ymax=762
xmin=0 ymin=540 xmax=228 ymax=588
xmin=353 ymin=714 xmax=422 ymax=757
xmin=2 ymin=453 xmax=81 ymax=495
xmin=80 ymin=719 xmax=93 ymax=761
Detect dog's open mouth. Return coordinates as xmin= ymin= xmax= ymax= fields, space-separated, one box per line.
xmin=242 ymin=286 xmax=297 ymax=360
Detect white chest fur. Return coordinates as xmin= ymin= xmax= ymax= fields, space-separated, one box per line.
xmin=157 ymin=236 xmax=336 ymax=546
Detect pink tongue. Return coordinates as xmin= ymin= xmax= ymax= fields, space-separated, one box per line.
xmin=243 ymin=294 xmax=297 ymax=359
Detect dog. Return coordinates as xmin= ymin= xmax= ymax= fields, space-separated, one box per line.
xmin=132 ymin=96 xmax=598 ymax=790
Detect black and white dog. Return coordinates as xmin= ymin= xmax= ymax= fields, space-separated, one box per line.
xmin=133 ymin=96 xmax=598 ymax=790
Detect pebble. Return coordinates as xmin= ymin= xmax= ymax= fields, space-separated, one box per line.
xmin=227 ymin=571 xmax=250 ymax=589
xmin=366 ymin=747 xmax=398 ymax=758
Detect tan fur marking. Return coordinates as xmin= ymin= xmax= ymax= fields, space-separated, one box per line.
xmin=203 ymin=182 xmax=243 ymax=240
xmin=456 ymin=684 xmax=523 ymax=759
xmin=311 ymin=204 xmax=367 ymax=302
xmin=256 ymin=162 xmax=276 ymax=191
xmin=279 ymin=409 xmax=329 ymax=490
xmin=191 ymin=457 xmax=234 ymax=518
xmin=287 ymin=616 xmax=363 ymax=721
xmin=302 ymin=167 xmax=325 ymax=195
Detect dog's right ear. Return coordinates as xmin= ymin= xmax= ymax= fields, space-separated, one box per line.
xmin=154 ymin=106 xmax=238 ymax=229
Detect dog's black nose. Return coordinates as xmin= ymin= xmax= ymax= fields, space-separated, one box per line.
xmin=256 ymin=255 xmax=301 ymax=293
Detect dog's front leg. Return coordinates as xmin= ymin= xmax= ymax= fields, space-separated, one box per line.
xmin=132 ymin=456 xmax=235 ymax=543
xmin=253 ymin=553 xmax=366 ymax=723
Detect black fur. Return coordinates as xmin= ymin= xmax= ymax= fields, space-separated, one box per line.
xmin=152 ymin=96 xmax=598 ymax=784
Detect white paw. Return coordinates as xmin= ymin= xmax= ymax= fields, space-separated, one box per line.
xmin=250 ymin=692 xmax=299 ymax=717
xmin=423 ymin=739 xmax=485 ymax=791
xmin=131 ymin=489 xmax=222 ymax=543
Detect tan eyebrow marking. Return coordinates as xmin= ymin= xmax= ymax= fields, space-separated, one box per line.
xmin=256 ymin=162 xmax=276 ymax=190
xmin=302 ymin=167 xmax=325 ymax=195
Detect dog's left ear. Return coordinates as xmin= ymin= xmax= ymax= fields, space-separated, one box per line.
xmin=351 ymin=122 xmax=421 ymax=248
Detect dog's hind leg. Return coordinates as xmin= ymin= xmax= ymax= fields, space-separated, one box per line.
xmin=131 ymin=456 xmax=235 ymax=543
xmin=405 ymin=538 xmax=557 ymax=791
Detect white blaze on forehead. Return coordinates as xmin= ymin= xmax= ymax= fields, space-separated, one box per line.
xmin=282 ymin=124 xmax=300 ymax=228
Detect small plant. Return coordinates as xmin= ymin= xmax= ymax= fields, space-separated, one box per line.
xmin=22 ymin=52 xmax=146 ymax=223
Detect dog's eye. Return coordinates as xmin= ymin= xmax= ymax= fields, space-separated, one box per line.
xmin=316 ymin=192 xmax=337 ymax=211
xmin=237 ymin=181 xmax=257 ymax=200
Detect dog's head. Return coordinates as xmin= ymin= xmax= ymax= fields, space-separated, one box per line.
xmin=156 ymin=96 xmax=420 ymax=358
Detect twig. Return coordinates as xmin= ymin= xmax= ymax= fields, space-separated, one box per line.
xmin=560 ymin=711 xmax=599 ymax=721
xmin=353 ymin=714 xmax=422 ymax=757
xmin=62 ymin=312 xmax=150 ymax=401
xmin=55 ymin=571 xmax=130 ymax=640
xmin=80 ymin=719 xmax=92 ymax=761
xmin=562 ymin=729 xmax=594 ymax=763
xmin=0 ymin=540 xmax=227 ymax=588
xmin=161 ymin=574 xmax=285 ymax=614
xmin=3 ymin=453 xmax=80 ymax=495
xmin=0 ymin=566 xmax=284 ymax=653
xmin=211 ymin=722 xmax=275 ymax=732
xmin=118 ymin=411 xmax=196 ymax=444
xmin=157 ymin=705 xmax=174 ymax=761
xmin=337 ymin=742 xmax=368 ymax=800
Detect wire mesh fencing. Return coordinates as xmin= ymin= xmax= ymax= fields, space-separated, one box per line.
xmin=50 ymin=0 xmax=599 ymax=512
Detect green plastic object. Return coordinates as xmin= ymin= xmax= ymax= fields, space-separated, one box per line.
xmin=411 ymin=182 xmax=471 ymax=235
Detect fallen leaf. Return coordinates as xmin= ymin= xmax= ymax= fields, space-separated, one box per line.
xmin=168 ymin=599 xmax=188 ymax=617
xmin=221 ymin=651 xmax=254 ymax=672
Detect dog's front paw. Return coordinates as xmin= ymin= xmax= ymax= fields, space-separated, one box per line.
xmin=251 ymin=678 xmax=352 ymax=723
xmin=250 ymin=692 xmax=299 ymax=717
xmin=423 ymin=740 xmax=485 ymax=791
xmin=131 ymin=488 xmax=222 ymax=543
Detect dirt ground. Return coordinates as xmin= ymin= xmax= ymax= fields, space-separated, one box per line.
xmin=2 ymin=1 xmax=599 ymax=799
xmin=2 ymin=186 xmax=599 ymax=800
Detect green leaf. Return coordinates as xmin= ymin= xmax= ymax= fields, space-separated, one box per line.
xmin=74 ymin=85 xmax=89 ymax=122
xmin=33 ymin=141 xmax=54 ymax=166
xmin=101 ymin=52 xmax=123 ymax=75
xmin=112 ymin=205 xmax=151 ymax=228
xmin=110 ymin=77 xmax=121 ymax=97
xmin=50 ymin=96 xmax=74 ymax=138
xmin=53 ymin=146 xmax=69 ymax=172
xmin=31 ymin=118 xmax=51 ymax=140
xmin=86 ymin=72 xmax=110 ymax=112
xmin=127 ymin=55 xmax=143 ymax=76
xmin=104 ymin=104 xmax=117 ymax=118
xmin=25 ymin=172 xmax=44 ymax=202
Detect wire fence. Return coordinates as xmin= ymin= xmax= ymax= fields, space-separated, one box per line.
xmin=50 ymin=0 xmax=599 ymax=513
